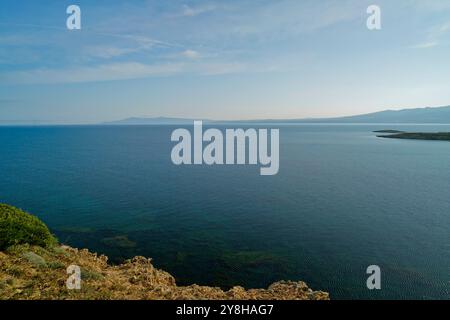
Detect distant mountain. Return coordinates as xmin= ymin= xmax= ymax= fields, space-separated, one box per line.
xmin=103 ymin=105 xmax=450 ymax=125
xmin=293 ymin=105 xmax=450 ymax=124
xmin=103 ymin=117 xmax=209 ymax=125
xmin=244 ymin=105 xmax=450 ymax=124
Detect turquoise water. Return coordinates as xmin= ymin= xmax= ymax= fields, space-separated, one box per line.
xmin=0 ymin=124 xmax=449 ymax=299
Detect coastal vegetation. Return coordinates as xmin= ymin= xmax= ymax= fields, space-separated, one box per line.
xmin=0 ymin=204 xmax=57 ymax=250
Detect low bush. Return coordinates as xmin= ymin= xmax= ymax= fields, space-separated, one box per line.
xmin=0 ymin=204 xmax=57 ymax=250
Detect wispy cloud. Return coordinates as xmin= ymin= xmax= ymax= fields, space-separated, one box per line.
xmin=0 ymin=60 xmax=251 ymax=84
xmin=0 ymin=62 xmax=184 ymax=84
xmin=181 ymin=49 xmax=200 ymax=59
xmin=180 ymin=4 xmax=217 ymax=17
xmin=412 ymin=21 xmax=450 ymax=49
xmin=411 ymin=41 xmax=438 ymax=49
xmin=80 ymin=35 xmax=169 ymax=60
xmin=83 ymin=45 xmax=139 ymax=59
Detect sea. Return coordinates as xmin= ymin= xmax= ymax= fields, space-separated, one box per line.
xmin=0 ymin=124 xmax=449 ymax=299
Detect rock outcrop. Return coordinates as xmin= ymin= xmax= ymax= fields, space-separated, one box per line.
xmin=0 ymin=244 xmax=329 ymax=300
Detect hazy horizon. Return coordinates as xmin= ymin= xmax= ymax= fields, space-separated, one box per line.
xmin=1 ymin=0 xmax=450 ymax=124
xmin=2 ymin=103 xmax=450 ymax=125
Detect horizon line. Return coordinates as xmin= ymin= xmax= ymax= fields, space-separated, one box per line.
xmin=1 ymin=103 xmax=450 ymax=125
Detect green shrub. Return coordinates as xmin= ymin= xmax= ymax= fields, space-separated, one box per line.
xmin=0 ymin=204 xmax=57 ymax=250
xmin=47 ymin=261 xmax=65 ymax=269
xmin=81 ymin=268 xmax=104 ymax=281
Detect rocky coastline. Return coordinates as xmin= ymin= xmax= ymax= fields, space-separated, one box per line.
xmin=0 ymin=204 xmax=329 ymax=300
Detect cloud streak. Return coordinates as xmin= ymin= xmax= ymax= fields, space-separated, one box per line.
xmin=0 ymin=60 xmax=250 ymax=84
xmin=180 ymin=4 xmax=218 ymax=17
xmin=0 ymin=62 xmax=183 ymax=84
xmin=181 ymin=49 xmax=201 ymax=59
xmin=412 ymin=21 xmax=450 ymax=49
xmin=411 ymin=41 xmax=438 ymax=49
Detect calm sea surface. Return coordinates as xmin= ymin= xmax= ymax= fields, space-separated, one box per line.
xmin=0 ymin=124 xmax=449 ymax=299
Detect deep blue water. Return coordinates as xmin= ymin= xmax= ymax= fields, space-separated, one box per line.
xmin=0 ymin=124 xmax=449 ymax=299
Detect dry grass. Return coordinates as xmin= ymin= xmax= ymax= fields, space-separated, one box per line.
xmin=0 ymin=244 xmax=329 ymax=300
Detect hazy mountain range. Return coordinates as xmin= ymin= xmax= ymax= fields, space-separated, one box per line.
xmin=104 ymin=105 xmax=450 ymax=125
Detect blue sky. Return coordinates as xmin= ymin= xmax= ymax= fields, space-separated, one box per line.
xmin=0 ymin=0 xmax=450 ymax=123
